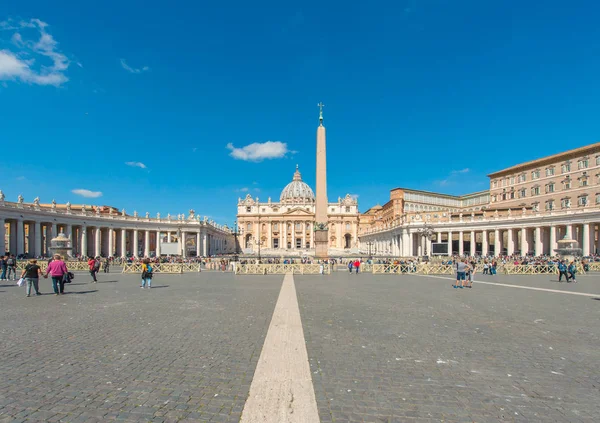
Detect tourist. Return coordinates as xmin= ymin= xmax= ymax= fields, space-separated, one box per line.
xmin=88 ymin=256 xmax=100 ymax=282
xmin=454 ymin=259 xmax=467 ymax=288
xmin=20 ymin=259 xmax=45 ymax=297
xmin=141 ymin=258 xmax=153 ymax=288
xmin=45 ymin=254 xmax=68 ymax=295
xmin=347 ymin=261 xmax=353 ymax=273
xmin=0 ymin=255 xmax=6 ymax=280
xmin=465 ymin=261 xmax=474 ymax=288
xmin=483 ymin=261 xmax=489 ymax=275
xmin=558 ymin=260 xmax=569 ymax=282
xmin=6 ymin=254 xmax=17 ymax=280
xmin=103 ymin=258 xmax=110 ymax=273
xmin=319 ymin=262 xmax=324 ymax=275
xmin=353 ymin=259 xmax=360 ymax=274
xmin=567 ymin=261 xmax=577 ymax=283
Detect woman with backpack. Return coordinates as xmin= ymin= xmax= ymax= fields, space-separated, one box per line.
xmin=88 ymin=256 xmax=100 ymax=282
xmin=567 ymin=261 xmax=577 ymax=283
xmin=45 ymin=254 xmax=69 ymax=295
xmin=141 ymin=258 xmax=153 ymax=289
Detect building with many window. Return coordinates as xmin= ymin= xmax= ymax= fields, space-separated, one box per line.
xmin=359 ymin=142 xmax=600 ymax=257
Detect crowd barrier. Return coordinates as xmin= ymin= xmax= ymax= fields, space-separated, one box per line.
xmin=235 ymin=263 xmax=331 ymax=275
xmin=121 ymin=263 xmax=201 ymax=274
xmin=15 ymin=261 xmax=92 ymax=271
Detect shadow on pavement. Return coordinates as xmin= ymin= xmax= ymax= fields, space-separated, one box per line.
xmin=148 ymin=285 xmax=169 ymax=289
xmin=97 ymin=280 xmax=119 ymax=283
xmin=64 ymin=290 xmax=98 ymax=295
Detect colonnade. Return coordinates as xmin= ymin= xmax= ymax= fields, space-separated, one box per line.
xmin=1 ymin=209 xmax=233 ymax=258
xmin=360 ymin=221 xmax=600 ymax=257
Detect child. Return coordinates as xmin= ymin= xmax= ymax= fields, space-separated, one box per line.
xmin=141 ymin=258 xmax=153 ymax=288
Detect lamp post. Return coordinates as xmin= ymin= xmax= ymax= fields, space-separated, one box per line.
xmin=417 ymin=224 xmax=435 ymax=257
xmin=233 ymin=221 xmax=239 ymax=262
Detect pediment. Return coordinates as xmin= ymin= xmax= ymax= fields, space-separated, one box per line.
xmin=282 ymin=207 xmax=314 ymax=216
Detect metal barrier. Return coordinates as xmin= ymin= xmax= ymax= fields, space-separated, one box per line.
xmin=235 ymin=263 xmax=331 ymax=275
xmin=121 ymin=263 xmax=201 ymax=274
xmin=15 ymin=261 xmax=92 ymax=271
xmin=372 ymin=263 xmax=584 ymax=275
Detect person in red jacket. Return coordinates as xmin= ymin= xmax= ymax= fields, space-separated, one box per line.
xmin=353 ymin=259 xmax=360 ymax=274
xmin=88 ymin=256 xmax=100 ymax=283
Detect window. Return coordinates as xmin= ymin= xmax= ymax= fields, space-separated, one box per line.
xmin=491 ymin=195 xmax=497 ymax=202
xmin=273 ymin=223 xmax=278 ymax=231
xmin=532 ymin=203 xmax=539 ymax=212
xmin=578 ymin=159 xmax=589 ymax=169
xmin=261 ymin=208 xmax=266 ymax=212
xmin=545 ymin=200 xmax=555 ymax=211
xmin=596 ymin=193 xmax=600 ymax=204
xmin=578 ymin=195 xmax=588 ymax=206
xmin=246 ymin=206 xmax=251 ymax=212
xmin=596 ymin=156 xmax=600 ymax=166
xmin=346 ymin=223 xmax=351 ymax=230
xmin=510 ymin=176 xmax=515 ymax=185
xmin=532 ymin=170 xmax=540 ymax=179
xmin=345 ymin=206 xmax=350 ymax=213
xmin=546 ymin=182 xmax=555 ymax=193
xmin=519 ymin=189 xmax=526 ymax=198
xmin=273 ymin=238 xmax=279 ymax=248
xmin=562 ymin=162 xmax=571 ymax=173
xmin=545 ymin=167 xmax=555 ymax=177
xmin=561 ymin=198 xmax=571 ymax=209
xmin=531 ymin=186 xmax=540 ymax=196
xmin=295 ymin=222 xmax=302 ymax=230
xmin=247 ymin=223 xmax=252 ymax=231
xmin=492 ymin=180 xmax=498 ymax=188
xmin=563 ymin=179 xmax=571 ymax=190
xmin=581 ymin=178 xmax=588 ymax=187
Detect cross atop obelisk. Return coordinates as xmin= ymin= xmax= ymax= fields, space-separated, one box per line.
xmin=314 ymin=102 xmax=329 ymax=258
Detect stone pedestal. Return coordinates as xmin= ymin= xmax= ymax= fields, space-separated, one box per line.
xmin=314 ymin=229 xmax=328 ymax=259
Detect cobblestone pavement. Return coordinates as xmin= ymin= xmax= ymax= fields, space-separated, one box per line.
xmin=0 ymin=272 xmax=282 ymax=423
xmin=296 ymin=272 xmax=600 ymax=423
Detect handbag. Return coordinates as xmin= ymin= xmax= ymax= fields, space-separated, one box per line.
xmin=17 ymin=278 xmax=25 ymax=287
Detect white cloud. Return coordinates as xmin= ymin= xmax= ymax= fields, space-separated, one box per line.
xmin=15 ymin=175 xmax=26 ymax=181
xmin=226 ymin=141 xmax=291 ymax=162
xmin=0 ymin=18 xmax=70 ymax=86
xmin=72 ymin=189 xmax=102 ymax=198
xmin=451 ymin=168 xmax=470 ymax=175
xmin=120 ymin=58 xmax=149 ymax=74
xmin=125 ymin=161 xmax=147 ymax=169
xmin=236 ymin=187 xmax=249 ymax=193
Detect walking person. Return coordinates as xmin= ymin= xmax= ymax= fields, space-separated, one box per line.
xmin=88 ymin=256 xmax=100 ymax=282
xmin=454 ymin=259 xmax=467 ymax=288
xmin=567 ymin=261 xmax=577 ymax=283
xmin=6 ymin=254 xmax=17 ymax=280
xmin=347 ymin=261 xmax=353 ymax=273
xmin=45 ymin=254 xmax=69 ymax=295
xmin=558 ymin=260 xmax=569 ymax=282
xmin=141 ymin=258 xmax=153 ymax=289
xmin=20 ymin=259 xmax=45 ymax=297
xmin=103 ymin=258 xmax=110 ymax=273
xmin=465 ymin=261 xmax=475 ymax=288
xmin=354 ymin=259 xmax=360 ymax=274
xmin=0 ymin=255 xmax=7 ymax=281
xmin=319 ymin=262 xmax=325 ymax=275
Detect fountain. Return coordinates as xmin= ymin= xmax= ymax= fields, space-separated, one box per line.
xmin=50 ymin=232 xmax=73 ymax=259
xmin=554 ymin=235 xmax=582 ymax=262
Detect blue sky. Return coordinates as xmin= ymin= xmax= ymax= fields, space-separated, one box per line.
xmin=2 ymin=1 xmax=600 ymax=225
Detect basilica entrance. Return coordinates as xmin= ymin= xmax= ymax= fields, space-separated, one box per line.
xmin=344 ymin=233 xmax=352 ymax=249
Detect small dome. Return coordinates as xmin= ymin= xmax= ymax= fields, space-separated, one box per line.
xmin=280 ymin=165 xmax=315 ymax=203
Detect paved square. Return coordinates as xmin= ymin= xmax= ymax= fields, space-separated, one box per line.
xmin=1 ymin=270 xmax=599 ymax=422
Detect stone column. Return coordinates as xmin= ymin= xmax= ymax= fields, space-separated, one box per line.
xmin=144 ymin=230 xmax=150 ymax=257
xmin=447 ymin=231 xmax=453 ymax=255
xmin=301 ymin=223 xmax=306 ymax=249
xmin=108 ymin=229 xmax=114 ymax=257
xmin=292 ymin=222 xmax=296 ymax=249
xmin=202 ymin=231 xmax=208 ymax=256
xmin=0 ymin=218 xmax=5 ymax=254
xmin=402 ymin=231 xmax=409 ymax=256
xmin=566 ymin=224 xmax=573 ymax=239
xmin=81 ymin=227 xmax=88 ymax=257
xmin=549 ymin=225 xmax=557 ymax=255
xmin=535 ymin=227 xmax=542 ymax=256
xmin=167 ymin=232 xmax=172 ymax=243
xmin=66 ymin=224 xmax=73 ymax=242
xmin=51 ymin=223 xmax=57 ymax=239
xmin=310 ymin=223 xmax=314 ymax=249
xmin=494 ymin=229 xmax=500 ymax=256
xmin=16 ymin=218 xmax=25 ymax=256
xmin=507 ymin=229 xmax=514 ymax=255
xmin=470 ymin=231 xmax=476 ymax=256
xmin=520 ymin=228 xmax=528 ymax=255
xmin=133 ymin=229 xmax=139 ymax=258
xmin=582 ymin=223 xmax=590 ymax=256
xmin=482 ymin=229 xmax=488 ymax=256
xmin=45 ymin=223 xmax=53 ymax=253
xmin=458 ymin=231 xmax=464 ymax=256
xmin=408 ymin=232 xmax=414 ymax=256
xmin=195 ymin=232 xmax=200 ymax=257
xmin=437 ymin=232 xmax=442 ymax=244
xmin=181 ymin=231 xmax=187 ymax=257
xmin=121 ymin=229 xmax=127 ymax=257
xmin=95 ymin=227 xmax=102 ymax=257
xmin=34 ymin=221 xmax=42 ymax=257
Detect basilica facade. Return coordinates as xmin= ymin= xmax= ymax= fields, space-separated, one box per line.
xmin=236 ymin=166 xmax=360 ymax=255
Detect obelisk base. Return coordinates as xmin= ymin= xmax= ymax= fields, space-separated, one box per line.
xmin=314 ymin=229 xmax=329 ymax=259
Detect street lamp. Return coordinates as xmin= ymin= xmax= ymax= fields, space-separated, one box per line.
xmin=417 ymin=224 xmax=435 ymax=257
xmin=233 ymin=221 xmax=239 ymax=262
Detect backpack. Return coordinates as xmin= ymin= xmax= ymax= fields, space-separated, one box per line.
xmin=93 ymin=260 xmax=101 ymax=270
xmin=146 ymin=264 xmax=153 ymax=274
xmin=7 ymin=258 xmax=15 ymax=266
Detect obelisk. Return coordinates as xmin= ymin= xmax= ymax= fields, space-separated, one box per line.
xmin=314 ymin=102 xmax=329 ymax=258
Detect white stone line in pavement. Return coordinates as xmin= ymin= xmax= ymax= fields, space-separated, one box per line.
xmin=418 ymin=274 xmax=600 ymax=298
xmin=241 ymin=273 xmax=320 ymax=423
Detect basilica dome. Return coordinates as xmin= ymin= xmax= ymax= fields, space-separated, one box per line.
xmin=280 ymin=166 xmax=315 ymax=203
